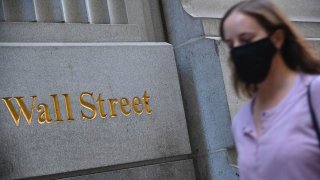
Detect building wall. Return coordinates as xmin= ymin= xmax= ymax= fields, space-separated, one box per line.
xmin=0 ymin=0 xmax=319 ymax=179
xmin=0 ymin=1 xmax=194 ymax=179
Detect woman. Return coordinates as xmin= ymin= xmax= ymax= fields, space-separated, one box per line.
xmin=220 ymin=0 xmax=320 ymax=179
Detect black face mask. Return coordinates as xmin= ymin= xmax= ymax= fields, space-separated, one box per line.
xmin=230 ymin=37 xmax=277 ymax=84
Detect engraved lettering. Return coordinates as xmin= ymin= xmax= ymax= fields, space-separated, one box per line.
xmin=51 ymin=94 xmax=63 ymax=122
xmin=97 ymin=94 xmax=107 ymax=118
xmin=2 ymin=96 xmax=36 ymax=126
xmin=1 ymin=90 xmax=152 ymax=126
xmin=37 ymin=103 xmax=52 ymax=124
xmin=108 ymin=99 xmax=118 ymax=117
xmin=63 ymin=94 xmax=74 ymax=120
xmin=120 ymin=98 xmax=131 ymax=116
xmin=142 ymin=91 xmax=152 ymax=114
xmin=132 ymin=97 xmax=143 ymax=115
xmin=80 ymin=92 xmax=97 ymax=120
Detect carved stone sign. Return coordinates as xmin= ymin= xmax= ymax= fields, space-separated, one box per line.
xmin=0 ymin=43 xmax=191 ymax=179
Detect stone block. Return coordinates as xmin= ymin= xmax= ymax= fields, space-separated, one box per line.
xmin=310 ymin=39 xmax=320 ymax=53
xmin=61 ymin=159 xmax=196 ymax=180
xmin=0 ymin=42 xmax=191 ymax=179
xmin=192 ymin=150 xmax=238 ymax=180
xmin=292 ymin=22 xmax=320 ymax=39
xmin=207 ymin=150 xmax=239 ymax=180
xmin=0 ymin=22 xmax=142 ymax=42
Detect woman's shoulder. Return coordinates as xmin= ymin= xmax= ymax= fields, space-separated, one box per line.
xmin=310 ymin=74 xmax=320 ymax=89
xmin=233 ymin=101 xmax=251 ymax=122
xmin=306 ymin=73 xmax=320 ymax=100
xmin=231 ymin=100 xmax=252 ymax=133
xmin=300 ymin=73 xmax=320 ymax=87
xmin=300 ymin=72 xmax=320 ymax=103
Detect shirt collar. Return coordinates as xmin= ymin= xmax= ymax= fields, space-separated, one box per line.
xmin=241 ymin=99 xmax=256 ymax=136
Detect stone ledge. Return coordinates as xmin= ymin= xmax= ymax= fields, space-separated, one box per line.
xmin=0 ymin=42 xmax=171 ymax=47
xmin=310 ymin=39 xmax=320 ymax=54
xmin=181 ymin=0 xmax=320 ymax=22
xmin=0 ymin=22 xmax=142 ymax=42
xmin=61 ymin=159 xmax=196 ymax=180
xmin=202 ymin=18 xmax=320 ymax=39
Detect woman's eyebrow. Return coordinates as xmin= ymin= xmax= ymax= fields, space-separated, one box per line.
xmin=239 ymin=32 xmax=254 ymax=38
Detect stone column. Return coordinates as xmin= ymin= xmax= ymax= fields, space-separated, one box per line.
xmin=61 ymin=0 xmax=88 ymax=23
xmin=125 ymin=0 xmax=165 ymax=42
xmin=107 ymin=0 xmax=128 ymax=24
xmin=85 ymin=0 xmax=110 ymax=24
xmin=2 ymin=0 xmax=36 ymax=22
xmin=33 ymin=0 xmax=64 ymax=22
xmin=161 ymin=0 xmax=238 ymax=179
xmin=0 ymin=1 xmax=3 ymax=21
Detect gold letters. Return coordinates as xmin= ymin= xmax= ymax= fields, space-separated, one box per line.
xmin=2 ymin=96 xmax=36 ymax=126
xmin=142 ymin=91 xmax=152 ymax=114
xmin=97 ymin=94 xmax=107 ymax=118
xmin=120 ymin=98 xmax=131 ymax=116
xmin=80 ymin=92 xmax=97 ymax=120
xmin=132 ymin=97 xmax=143 ymax=115
xmin=51 ymin=94 xmax=63 ymax=122
xmin=37 ymin=103 xmax=52 ymax=124
xmin=108 ymin=99 xmax=118 ymax=117
xmin=2 ymin=91 xmax=152 ymax=126
xmin=63 ymin=94 xmax=74 ymax=121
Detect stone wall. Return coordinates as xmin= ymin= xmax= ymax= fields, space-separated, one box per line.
xmin=0 ymin=0 xmax=194 ymax=179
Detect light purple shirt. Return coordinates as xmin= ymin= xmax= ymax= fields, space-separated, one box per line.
xmin=232 ymin=73 xmax=320 ymax=180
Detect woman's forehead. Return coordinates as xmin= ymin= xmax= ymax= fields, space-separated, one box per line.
xmin=223 ymin=11 xmax=265 ymax=39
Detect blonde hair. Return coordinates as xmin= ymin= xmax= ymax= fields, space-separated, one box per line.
xmin=220 ymin=0 xmax=320 ymax=97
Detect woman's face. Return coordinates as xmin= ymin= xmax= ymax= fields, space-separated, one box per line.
xmin=223 ymin=11 xmax=268 ymax=49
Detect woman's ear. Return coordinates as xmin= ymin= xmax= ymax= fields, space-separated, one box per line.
xmin=271 ymin=29 xmax=285 ymax=50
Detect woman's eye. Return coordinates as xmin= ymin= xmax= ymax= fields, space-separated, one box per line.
xmin=242 ymin=41 xmax=250 ymax=46
xmin=239 ymin=34 xmax=254 ymax=45
xmin=240 ymin=38 xmax=252 ymax=45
